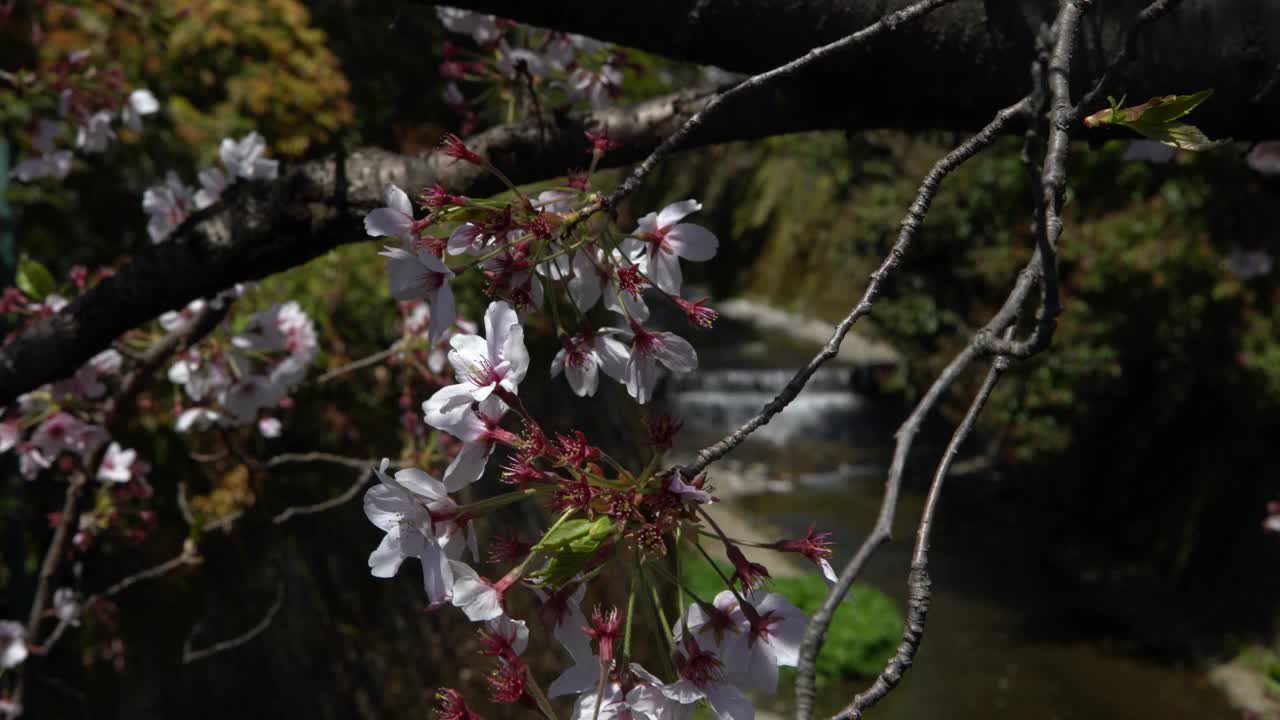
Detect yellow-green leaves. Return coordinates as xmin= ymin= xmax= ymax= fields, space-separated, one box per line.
xmin=530 ymin=516 xmax=615 ymax=588
xmin=16 ymin=256 xmax=56 ymax=300
xmin=1083 ymin=90 xmax=1225 ymax=152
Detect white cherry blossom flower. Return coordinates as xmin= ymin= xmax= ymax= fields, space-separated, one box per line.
xmin=683 ymin=590 xmax=807 ymax=695
xmin=532 ymin=583 xmax=593 ymax=662
xmin=97 ymin=442 xmax=137 ymax=483
xmin=53 ymin=588 xmax=81 ymax=626
xmin=661 ymin=637 xmax=754 ymax=720
xmin=257 ymin=416 xmax=282 ymax=438
xmin=142 ymin=171 xmax=194 ymax=243
xmin=0 ymin=419 xmax=19 ymax=454
xmin=18 ymin=444 xmax=51 ymax=480
xmin=0 ymin=621 xmax=27 ymax=669
xmin=365 ymin=459 xmax=454 ymax=607
xmin=570 ymin=64 xmax=623 ymax=107
xmin=447 ymin=559 xmax=503 ymax=621
xmin=380 ymin=246 xmax=457 ymax=344
xmin=75 ymin=110 xmax=116 ymax=153
xmin=435 ymin=7 xmax=501 ymax=44
xmin=550 ymin=328 xmax=629 ymax=397
xmin=175 ymin=407 xmax=226 ymax=433
xmin=424 ymin=301 xmax=528 ymax=423
xmin=219 ymin=131 xmax=278 ymax=181
xmin=159 ymin=299 xmax=207 ymax=333
xmin=12 ymin=119 xmax=72 ymax=182
xmin=611 ymin=322 xmax=697 ymax=404
xmin=667 ymin=471 xmax=715 ymax=505
xmin=424 ymin=394 xmax=508 ymax=491
xmin=122 ymin=89 xmax=160 ymax=132
xmin=626 ymin=200 xmax=719 ymax=294
xmin=194 ymin=166 xmax=229 ymax=209
xmin=365 ymin=183 xmax=418 ymax=244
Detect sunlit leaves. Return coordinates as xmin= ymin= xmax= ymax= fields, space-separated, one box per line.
xmin=1083 ymin=90 xmax=1225 ymax=152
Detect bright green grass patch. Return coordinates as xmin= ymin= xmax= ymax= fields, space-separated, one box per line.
xmin=682 ymin=558 xmax=903 ymax=684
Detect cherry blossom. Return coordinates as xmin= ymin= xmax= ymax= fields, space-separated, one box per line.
xmin=570 ymin=64 xmax=623 ymax=107
xmin=175 ymin=407 xmax=226 ymax=433
xmin=364 ymin=459 xmax=454 ymax=606
xmin=625 ymin=200 xmax=719 ymax=294
xmin=550 ymin=327 xmax=629 ymax=397
xmin=660 ymin=637 xmax=754 ymax=720
xmin=424 ymin=301 xmax=528 ymax=423
xmin=612 ymin=322 xmax=698 ymax=404
xmin=52 ymin=588 xmax=81 ymax=626
xmin=447 ymin=560 xmax=504 ymax=621
xmin=0 ymin=621 xmax=26 ymax=669
xmin=122 ymin=89 xmax=160 ymax=132
xmin=97 ymin=442 xmax=138 ymax=483
xmin=142 ymin=171 xmax=195 ymax=243
xmin=533 ymin=583 xmax=593 ymax=662
xmin=682 ymin=590 xmax=806 ymax=694
xmin=12 ymin=119 xmax=72 ymax=182
xmin=667 ymin=471 xmax=715 ymax=505
xmin=75 ymin=110 xmax=116 ymax=153
xmin=159 ymin=299 xmax=207 ymax=333
xmin=364 ymin=183 xmax=419 ymax=244
xmin=380 ymin=246 xmax=457 ymax=343
xmin=194 ymin=166 xmax=229 ymax=209
xmin=425 ymin=394 xmax=509 ymax=491
xmin=31 ymin=412 xmax=107 ymax=462
xmin=436 ymin=7 xmax=501 ymax=45
xmin=219 ymin=132 xmax=278 ymax=181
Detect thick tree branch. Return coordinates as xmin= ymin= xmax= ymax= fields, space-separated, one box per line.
xmin=0 ymin=85 xmax=857 ymax=406
xmin=441 ymin=0 xmax=1280 ymax=139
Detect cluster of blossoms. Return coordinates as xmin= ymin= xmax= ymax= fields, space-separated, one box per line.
xmin=433 ymin=6 xmax=634 ymax=134
xmin=9 ymin=50 xmax=159 ymax=183
xmin=143 ymin=132 xmax=280 ymax=243
xmin=363 ymin=299 xmax=836 ymax=720
xmin=362 ymin=223 xmax=838 ymax=720
xmin=167 ymin=298 xmax=317 ymax=437
xmin=365 ymin=132 xmax=719 ymax=404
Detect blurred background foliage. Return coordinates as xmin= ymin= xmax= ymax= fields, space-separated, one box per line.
xmin=2 ymin=0 xmax=1279 ymax=717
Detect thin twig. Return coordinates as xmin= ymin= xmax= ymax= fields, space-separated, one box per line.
xmin=1073 ymin=0 xmax=1187 ymax=118
xmin=265 ymin=452 xmax=385 ymax=470
xmin=273 ymin=467 xmax=374 ymax=524
xmin=182 ymin=578 xmax=285 ymax=664
xmin=834 ymin=354 xmax=1010 ymax=720
xmin=602 ymin=0 xmax=961 ymax=214
xmin=316 ymin=340 xmax=404 ymax=384
xmin=688 ymin=95 xmax=1031 ymax=480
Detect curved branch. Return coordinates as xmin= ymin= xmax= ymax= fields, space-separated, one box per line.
xmin=181 ymin=578 xmax=285 ymax=664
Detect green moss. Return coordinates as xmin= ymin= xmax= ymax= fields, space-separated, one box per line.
xmin=682 ymin=558 xmax=903 ymax=684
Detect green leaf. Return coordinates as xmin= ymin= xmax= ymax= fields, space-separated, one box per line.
xmin=1140 ymin=123 xmax=1228 ymax=152
xmin=529 ymin=517 xmax=615 ymax=589
xmin=1083 ymin=90 xmax=1225 ymax=152
xmin=16 ymin=256 xmax=56 ymax=300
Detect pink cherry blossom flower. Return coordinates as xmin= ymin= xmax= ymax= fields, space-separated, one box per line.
xmin=667 ymin=471 xmax=715 ymax=505
xmin=625 ymin=200 xmax=719 ymax=294
xmin=257 ymin=416 xmax=282 ymax=438
xmin=661 ymin=636 xmax=754 ymax=720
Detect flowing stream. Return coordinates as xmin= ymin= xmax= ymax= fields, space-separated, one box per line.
xmin=663 ymin=317 xmax=1239 ymax=720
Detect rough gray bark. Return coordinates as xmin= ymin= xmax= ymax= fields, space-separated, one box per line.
xmin=438 ymin=0 xmax=1280 ymax=139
